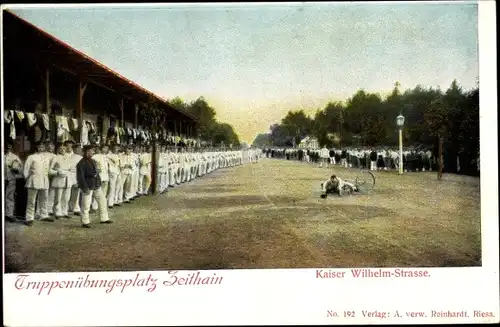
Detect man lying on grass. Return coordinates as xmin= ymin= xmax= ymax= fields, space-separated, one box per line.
xmin=320 ymin=174 xmax=359 ymax=198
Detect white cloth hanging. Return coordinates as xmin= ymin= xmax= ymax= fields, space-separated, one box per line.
xmin=81 ymin=121 xmax=90 ymax=146
xmin=4 ymin=111 xmax=16 ymax=139
xmin=56 ymin=116 xmax=70 ymax=138
xmin=27 ymin=113 xmax=37 ymax=127
xmin=15 ymin=111 xmax=25 ymax=121
xmin=41 ymin=114 xmax=50 ymax=130
xmin=71 ymin=118 xmax=79 ymax=131
xmin=4 ymin=110 xmax=12 ymax=124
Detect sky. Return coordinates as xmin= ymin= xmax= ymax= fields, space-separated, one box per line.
xmin=9 ymin=2 xmax=478 ymax=143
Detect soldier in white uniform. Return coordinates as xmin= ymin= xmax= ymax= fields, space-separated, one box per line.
xmin=4 ymin=142 xmax=23 ymax=222
xmin=114 ymin=145 xmax=125 ymax=206
xmin=68 ymin=143 xmax=83 ymax=216
xmin=119 ymin=145 xmax=135 ymax=203
xmin=156 ymin=144 xmax=166 ymax=193
xmin=107 ymin=144 xmax=121 ymax=208
xmin=91 ymin=144 xmax=110 ymax=211
xmin=131 ymin=145 xmax=140 ymax=199
xmin=319 ymin=146 xmax=329 ymax=168
xmin=167 ymin=146 xmax=176 ymax=188
xmin=24 ymin=142 xmax=51 ymax=225
xmin=320 ymin=174 xmax=358 ymax=198
xmin=139 ymin=145 xmax=152 ymax=195
xmin=49 ymin=142 xmax=73 ymax=219
xmin=178 ymin=147 xmax=187 ymax=183
xmin=44 ymin=141 xmax=57 ymax=217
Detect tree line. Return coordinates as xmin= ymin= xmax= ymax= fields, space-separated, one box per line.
xmin=143 ymin=96 xmax=240 ymax=147
xmin=258 ymin=80 xmax=479 ymax=175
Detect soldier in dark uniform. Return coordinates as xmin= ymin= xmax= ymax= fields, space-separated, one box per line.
xmin=298 ymin=149 xmax=304 ymax=161
xmin=341 ymin=149 xmax=348 ymax=167
xmin=377 ymin=152 xmax=385 ymax=170
xmin=369 ymin=150 xmax=378 ymax=171
xmin=335 ymin=151 xmax=341 ymax=166
xmin=415 ymin=151 xmax=423 ymax=172
xmin=329 ymin=148 xmax=335 ymax=164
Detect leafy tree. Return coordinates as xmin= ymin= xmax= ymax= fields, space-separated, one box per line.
xmin=269 ymin=79 xmax=479 ymax=176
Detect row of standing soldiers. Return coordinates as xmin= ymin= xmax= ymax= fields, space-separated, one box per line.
xmin=4 ymin=140 xmax=246 ymax=227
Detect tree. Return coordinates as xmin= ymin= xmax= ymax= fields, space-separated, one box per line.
xmin=424 ymin=97 xmax=450 ymax=180
xmin=140 ymin=99 xmax=167 ymax=194
xmin=252 ymin=133 xmax=271 ymax=147
xmin=269 ymin=79 xmax=479 ymax=176
xmin=280 ymin=110 xmax=313 ymax=146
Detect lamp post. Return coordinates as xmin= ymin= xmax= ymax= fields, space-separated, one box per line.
xmin=396 ymin=114 xmax=405 ymax=175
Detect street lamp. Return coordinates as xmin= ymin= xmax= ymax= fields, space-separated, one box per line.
xmin=396 ymin=114 xmax=405 ymax=175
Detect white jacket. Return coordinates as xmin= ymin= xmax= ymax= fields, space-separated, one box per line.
xmin=50 ymin=154 xmax=73 ymax=188
xmin=5 ymin=152 xmax=23 ymax=181
xmin=139 ymin=153 xmax=152 ymax=176
xmin=120 ymin=153 xmax=135 ymax=175
xmin=93 ymin=153 xmax=110 ymax=182
xmin=107 ymin=153 xmax=121 ymax=175
xmin=69 ymin=153 xmax=83 ymax=187
xmin=24 ymin=153 xmax=50 ymax=189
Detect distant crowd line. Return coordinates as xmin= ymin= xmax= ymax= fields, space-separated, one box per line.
xmin=261 ymin=147 xmax=479 ymax=173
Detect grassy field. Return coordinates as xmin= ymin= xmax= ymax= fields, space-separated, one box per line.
xmin=4 ymin=158 xmax=481 ymax=272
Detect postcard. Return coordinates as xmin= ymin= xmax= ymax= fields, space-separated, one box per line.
xmin=2 ymin=1 xmax=498 ymax=325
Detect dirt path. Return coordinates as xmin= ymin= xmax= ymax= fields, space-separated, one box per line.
xmin=4 ymin=159 xmax=481 ymax=272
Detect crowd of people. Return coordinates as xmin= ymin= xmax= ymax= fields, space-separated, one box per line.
xmin=263 ymin=147 xmax=439 ymax=172
xmin=5 ymin=140 xmax=261 ymax=228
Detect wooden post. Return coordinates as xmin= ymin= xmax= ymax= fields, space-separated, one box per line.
xmin=77 ymin=80 xmax=87 ymax=144
xmin=438 ymin=133 xmax=444 ymax=180
xmin=134 ymin=104 xmax=139 ymax=129
xmin=120 ymin=99 xmax=124 ymax=127
xmin=45 ymin=69 xmax=50 ymax=114
xmin=151 ymin=111 xmax=158 ymax=195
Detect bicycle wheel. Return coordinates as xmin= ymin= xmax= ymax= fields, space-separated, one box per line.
xmin=355 ymin=170 xmax=376 ymax=193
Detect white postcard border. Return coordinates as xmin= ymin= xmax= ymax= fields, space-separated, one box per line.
xmin=2 ymin=1 xmax=498 ymax=326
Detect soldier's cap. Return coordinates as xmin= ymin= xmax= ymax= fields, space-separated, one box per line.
xmin=82 ymin=144 xmax=95 ymax=152
xmin=44 ymin=140 xmax=54 ymax=145
xmin=35 ymin=141 xmax=45 ymax=147
xmin=63 ymin=140 xmax=75 ymax=145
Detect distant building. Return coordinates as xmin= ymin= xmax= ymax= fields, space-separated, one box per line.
xmin=298 ymin=136 xmax=319 ymax=149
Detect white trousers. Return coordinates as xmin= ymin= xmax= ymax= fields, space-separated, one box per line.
xmin=69 ymin=185 xmax=81 ymax=214
xmin=131 ymin=170 xmax=139 ymax=198
xmin=81 ymin=188 xmax=109 ymax=225
xmin=121 ymin=174 xmax=133 ymax=202
xmin=115 ymin=173 xmax=123 ymax=205
xmin=4 ymin=179 xmax=16 ymax=217
xmin=159 ymin=172 xmax=168 ymax=192
xmin=92 ymin=181 xmax=109 ymax=210
xmin=140 ymin=174 xmax=151 ymax=194
xmin=47 ymin=187 xmax=55 ymax=214
xmin=54 ymin=187 xmax=72 ymax=217
xmin=370 ymin=161 xmax=377 ymax=171
xmin=108 ymin=173 xmax=119 ymax=207
xmin=168 ymin=168 xmax=176 ymax=186
xmin=26 ymin=188 xmax=48 ymax=221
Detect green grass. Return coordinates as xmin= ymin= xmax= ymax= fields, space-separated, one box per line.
xmin=4 ymin=159 xmax=481 ymax=272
